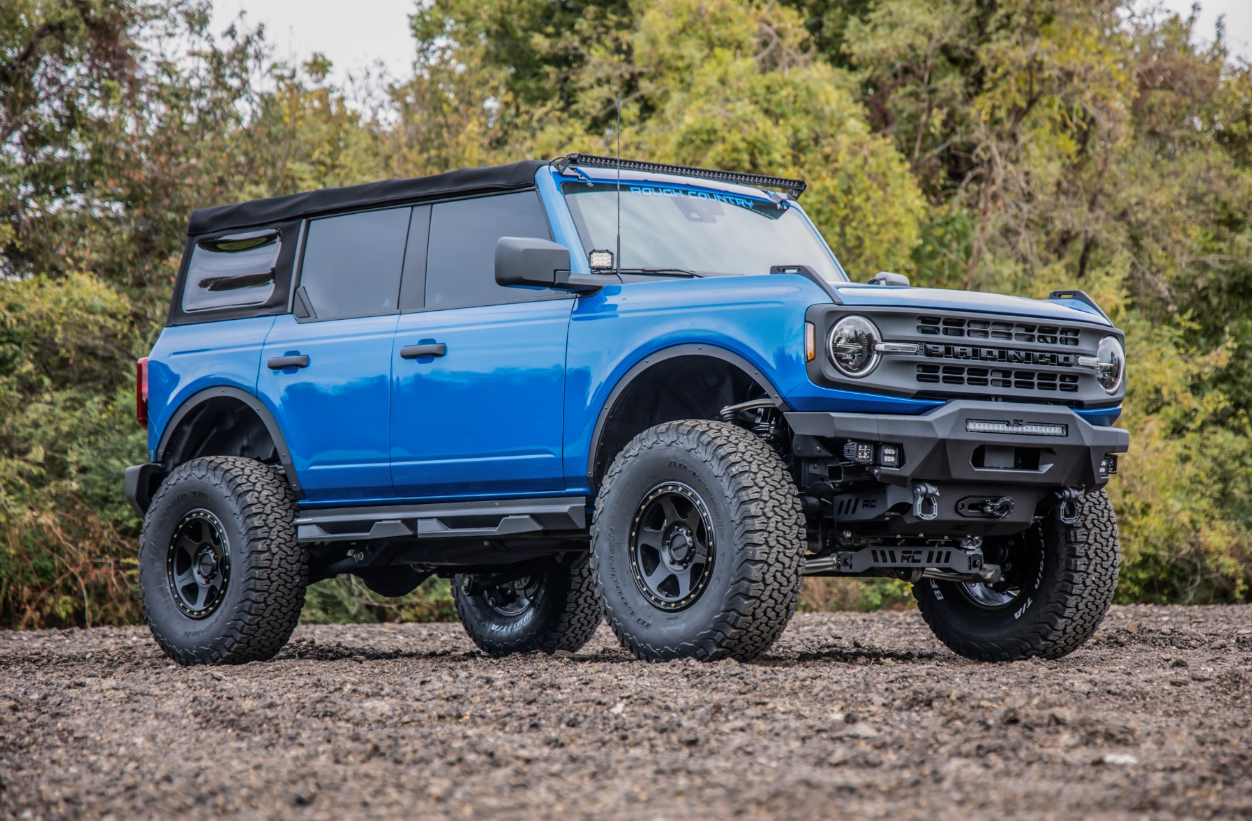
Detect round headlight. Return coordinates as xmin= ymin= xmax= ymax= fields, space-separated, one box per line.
xmin=1096 ymin=336 xmax=1125 ymax=393
xmin=828 ymin=316 xmax=882 ymax=378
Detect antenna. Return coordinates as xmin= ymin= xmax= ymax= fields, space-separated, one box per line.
xmin=615 ymin=94 xmax=622 ymax=277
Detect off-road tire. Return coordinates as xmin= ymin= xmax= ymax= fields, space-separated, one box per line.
xmin=453 ymin=555 xmax=601 ymax=657
xmin=914 ymin=489 xmax=1120 ymax=661
xmin=591 ymin=420 xmax=806 ymax=662
xmin=139 ymin=456 xmax=307 ymax=665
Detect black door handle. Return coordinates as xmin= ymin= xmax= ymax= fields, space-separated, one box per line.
xmin=267 ymin=355 xmax=309 ymax=369
xmin=400 ymin=343 xmax=447 ymax=359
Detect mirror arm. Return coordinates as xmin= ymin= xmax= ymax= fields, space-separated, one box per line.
xmin=555 ymin=272 xmax=604 ymax=294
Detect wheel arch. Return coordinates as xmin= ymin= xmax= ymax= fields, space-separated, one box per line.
xmin=156 ymin=386 xmax=304 ymax=498
xmin=586 ymin=344 xmax=788 ymax=490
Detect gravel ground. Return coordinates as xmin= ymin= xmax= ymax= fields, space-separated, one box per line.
xmin=1 ymin=605 xmax=1249 ymax=821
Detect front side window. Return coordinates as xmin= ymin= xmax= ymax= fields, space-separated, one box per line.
xmin=425 ymin=191 xmax=554 ymax=310
xmin=182 ymin=230 xmax=280 ymax=312
xmin=298 ymin=207 xmax=410 ymax=321
xmin=562 ymin=181 xmax=846 ymax=282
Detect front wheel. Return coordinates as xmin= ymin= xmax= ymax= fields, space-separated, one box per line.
xmin=914 ymin=489 xmax=1120 ymax=661
xmin=591 ymin=420 xmax=806 ymax=662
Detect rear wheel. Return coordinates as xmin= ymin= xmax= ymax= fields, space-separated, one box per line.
xmin=913 ymin=489 xmax=1120 ymax=661
xmin=452 ymin=555 xmax=601 ymax=657
xmin=139 ymin=456 xmax=307 ymax=666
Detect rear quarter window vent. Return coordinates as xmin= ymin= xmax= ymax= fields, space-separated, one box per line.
xmin=183 ymin=229 xmax=281 ymax=313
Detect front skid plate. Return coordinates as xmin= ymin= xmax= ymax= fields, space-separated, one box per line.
xmin=805 ymin=543 xmax=988 ymax=576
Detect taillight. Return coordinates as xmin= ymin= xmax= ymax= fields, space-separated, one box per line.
xmin=136 ymin=357 xmax=149 ymax=429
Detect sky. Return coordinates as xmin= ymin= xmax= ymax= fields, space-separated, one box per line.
xmin=209 ymin=0 xmax=420 ymax=83
xmin=208 ymin=0 xmax=1252 ymax=87
xmin=1162 ymin=0 xmax=1252 ymax=59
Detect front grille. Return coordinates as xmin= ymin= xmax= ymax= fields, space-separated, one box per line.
xmin=917 ymin=315 xmax=1081 ymax=347
xmin=806 ymin=303 xmax=1120 ymax=408
xmin=912 ymin=313 xmax=1087 ymax=394
xmin=920 ymin=342 xmax=1080 ymax=368
xmin=916 ymin=364 xmax=1080 ymax=392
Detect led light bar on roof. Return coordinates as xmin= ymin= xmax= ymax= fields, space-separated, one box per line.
xmin=557 ymin=153 xmax=807 ymax=199
xmin=966 ymin=419 xmax=1068 ymax=437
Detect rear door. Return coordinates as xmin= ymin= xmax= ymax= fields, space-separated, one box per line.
xmin=257 ymin=207 xmax=411 ymax=503
xmin=389 ymin=191 xmax=573 ymax=500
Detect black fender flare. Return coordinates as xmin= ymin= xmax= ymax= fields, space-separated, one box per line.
xmin=585 ymin=343 xmax=788 ymax=490
xmin=156 ymin=385 xmax=304 ymax=498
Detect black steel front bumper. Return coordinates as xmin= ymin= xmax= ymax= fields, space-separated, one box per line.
xmin=786 ymin=400 xmax=1128 ymax=490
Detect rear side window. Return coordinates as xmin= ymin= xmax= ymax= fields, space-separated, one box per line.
xmin=181 ymin=230 xmax=280 ymax=312
xmin=297 ymin=207 xmax=410 ymax=321
xmin=424 ymin=191 xmax=554 ymax=310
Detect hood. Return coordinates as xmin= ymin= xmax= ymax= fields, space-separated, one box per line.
xmin=831 ymin=284 xmax=1112 ymax=326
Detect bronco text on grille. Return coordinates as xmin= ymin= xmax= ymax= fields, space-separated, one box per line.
xmin=913 ymin=315 xmax=1086 ymax=393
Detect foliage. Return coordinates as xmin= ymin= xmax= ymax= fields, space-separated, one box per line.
xmin=800 ymin=577 xmax=914 ymax=612
xmin=0 ymin=273 xmax=143 ymax=626
xmin=1 ymin=0 xmax=1250 ymax=628
xmin=301 ymin=577 xmax=458 ymax=625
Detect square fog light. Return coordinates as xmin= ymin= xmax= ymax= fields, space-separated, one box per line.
xmin=842 ymin=441 xmax=874 ymax=464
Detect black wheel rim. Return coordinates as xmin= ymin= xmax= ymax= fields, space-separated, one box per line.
xmin=956 ymin=530 xmax=1041 ymax=611
xmin=630 ymin=482 xmax=715 ymax=611
xmin=166 ymin=509 xmax=231 ymax=619
xmin=467 ymin=575 xmax=540 ymax=617
xmin=958 ymin=581 xmax=1021 ymax=609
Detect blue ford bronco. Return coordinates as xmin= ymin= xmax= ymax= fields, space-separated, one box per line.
xmin=126 ymin=155 xmax=1128 ymax=665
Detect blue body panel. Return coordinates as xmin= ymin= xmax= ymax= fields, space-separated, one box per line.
xmin=257 ymin=313 xmax=399 ymax=502
xmin=1073 ymin=406 xmax=1123 ymax=427
xmin=536 ymin=170 xmax=591 ymax=274
xmin=147 ymin=165 xmax=1125 ymax=509
xmin=145 ymin=316 xmax=276 ymax=461
xmin=390 ymin=299 xmax=573 ymax=501
xmin=563 ymin=274 xmax=824 ymax=490
xmin=832 ymin=284 xmax=1112 ymax=326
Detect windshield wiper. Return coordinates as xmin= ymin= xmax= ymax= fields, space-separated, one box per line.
xmin=614 ymin=267 xmax=702 ymax=278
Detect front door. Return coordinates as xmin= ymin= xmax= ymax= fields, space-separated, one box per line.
xmin=390 ymin=191 xmax=573 ymax=499
xmin=257 ymin=207 xmax=411 ymax=503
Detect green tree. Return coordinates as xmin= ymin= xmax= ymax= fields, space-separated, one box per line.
xmin=3 ymin=0 xmax=1250 ymax=626
xmin=0 ymin=2 xmax=395 ymax=627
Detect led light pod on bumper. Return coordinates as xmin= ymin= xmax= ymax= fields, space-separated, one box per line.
xmin=827 ymin=315 xmax=882 ymax=378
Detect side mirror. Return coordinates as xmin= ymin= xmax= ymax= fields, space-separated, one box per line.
xmin=495 ymin=236 xmax=570 ymax=287
xmin=495 ymin=237 xmax=603 ymax=294
xmin=868 ymin=271 xmax=910 ymax=287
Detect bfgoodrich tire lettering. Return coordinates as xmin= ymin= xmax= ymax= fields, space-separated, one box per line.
xmin=591 ymin=420 xmax=806 ymax=662
xmin=913 ymin=489 xmax=1120 ymax=661
xmin=139 ymin=456 xmax=307 ymax=665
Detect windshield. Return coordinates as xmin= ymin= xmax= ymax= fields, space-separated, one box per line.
xmin=561 ymin=180 xmax=846 ymax=281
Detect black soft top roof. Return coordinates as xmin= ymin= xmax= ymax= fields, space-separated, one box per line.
xmin=187 ymin=160 xmax=547 ymax=236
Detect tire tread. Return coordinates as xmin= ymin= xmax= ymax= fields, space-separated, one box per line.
xmin=140 ymin=456 xmax=306 ymax=666
xmin=915 ymin=489 xmax=1120 ymax=661
xmin=591 ymin=420 xmax=806 ymax=662
xmin=453 ymin=556 xmax=601 ymax=657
